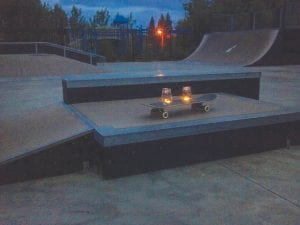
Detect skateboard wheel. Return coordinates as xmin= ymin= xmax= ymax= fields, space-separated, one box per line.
xmin=161 ymin=111 xmax=169 ymax=119
xmin=203 ymin=104 xmax=210 ymax=112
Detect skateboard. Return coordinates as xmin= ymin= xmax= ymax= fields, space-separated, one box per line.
xmin=143 ymin=93 xmax=218 ymax=119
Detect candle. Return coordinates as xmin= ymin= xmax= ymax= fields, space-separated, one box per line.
xmin=181 ymin=86 xmax=192 ymax=104
xmin=161 ymin=88 xmax=173 ymax=105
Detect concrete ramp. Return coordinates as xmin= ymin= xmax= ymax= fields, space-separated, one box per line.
xmin=0 ymin=102 xmax=98 ymax=185
xmin=185 ymin=28 xmax=300 ymax=66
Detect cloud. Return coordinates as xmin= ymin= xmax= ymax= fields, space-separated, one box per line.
xmin=63 ymin=4 xmax=184 ymax=26
xmin=43 ymin=0 xmax=186 ymax=26
xmin=42 ymin=0 xmax=60 ymax=4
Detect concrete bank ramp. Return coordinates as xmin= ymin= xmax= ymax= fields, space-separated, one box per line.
xmin=185 ymin=28 xmax=300 ymax=66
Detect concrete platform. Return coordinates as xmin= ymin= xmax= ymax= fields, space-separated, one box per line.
xmin=70 ymin=93 xmax=300 ymax=178
xmin=63 ymin=66 xmax=261 ymax=103
xmin=73 ymin=93 xmax=279 ymax=130
xmin=0 ymin=63 xmax=299 ymax=225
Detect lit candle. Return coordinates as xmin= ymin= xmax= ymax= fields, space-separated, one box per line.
xmin=161 ymin=88 xmax=173 ymax=105
xmin=181 ymin=86 xmax=192 ymax=104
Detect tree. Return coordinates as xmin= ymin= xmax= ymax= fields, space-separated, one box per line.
xmin=144 ymin=16 xmax=157 ymax=59
xmin=165 ymin=13 xmax=173 ymax=35
xmin=0 ymin=0 xmax=49 ymax=41
xmin=69 ymin=5 xmax=86 ymax=32
xmin=182 ymin=0 xmax=210 ymax=43
xmin=211 ymin=0 xmax=286 ymax=13
xmin=91 ymin=8 xmax=110 ymax=28
xmin=157 ymin=14 xmax=166 ymax=31
xmin=39 ymin=3 xmax=53 ymax=41
xmin=51 ymin=4 xmax=68 ymax=44
xmin=175 ymin=0 xmax=288 ymax=52
xmin=147 ymin=16 xmax=155 ymax=39
xmin=128 ymin=12 xmax=135 ymax=29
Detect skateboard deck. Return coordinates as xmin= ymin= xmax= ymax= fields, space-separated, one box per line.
xmin=143 ymin=93 xmax=218 ymax=119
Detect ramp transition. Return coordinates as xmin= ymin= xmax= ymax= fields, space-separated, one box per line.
xmin=185 ymin=28 xmax=300 ymax=66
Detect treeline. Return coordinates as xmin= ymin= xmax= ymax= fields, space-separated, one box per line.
xmin=176 ymin=0 xmax=287 ymax=49
xmin=0 ymin=0 xmax=112 ymax=44
xmin=144 ymin=13 xmax=173 ymax=60
xmin=0 ymin=0 xmax=288 ymax=60
xmin=0 ymin=0 xmax=68 ymax=43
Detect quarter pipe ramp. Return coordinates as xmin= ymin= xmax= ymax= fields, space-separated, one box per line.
xmin=185 ymin=28 xmax=300 ymax=66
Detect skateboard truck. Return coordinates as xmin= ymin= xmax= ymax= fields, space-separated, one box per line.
xmin=151 ymin=108 xmax=169 ymax=119
xmin=191 ymin=102 xmax=210 ymax=112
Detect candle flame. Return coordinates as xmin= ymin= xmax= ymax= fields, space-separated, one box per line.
xmin=182 ymin=95 xmax=192 ymax=103
xmin=163 ymin=98 xmax=172 ymax=105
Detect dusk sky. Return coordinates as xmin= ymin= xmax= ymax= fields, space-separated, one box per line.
xmin=44 ymin=0 xmax=188 ymax=27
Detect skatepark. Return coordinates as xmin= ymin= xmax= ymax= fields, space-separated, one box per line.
xmin=1 ymin=6 xmax=300 ymax=225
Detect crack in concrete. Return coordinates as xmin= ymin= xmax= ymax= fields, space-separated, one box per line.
xmin=218 ymin=162 xmax=300 ymax=209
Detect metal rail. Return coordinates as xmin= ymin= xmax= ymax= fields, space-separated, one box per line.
xmin=0 ymin=42 xmax=106 ymax=65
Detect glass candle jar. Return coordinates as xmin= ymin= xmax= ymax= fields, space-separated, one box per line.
xmin=181 ymin=86 xmax=192 ymax=104
xmin=161 ymin=88 xmax=173 ymax=105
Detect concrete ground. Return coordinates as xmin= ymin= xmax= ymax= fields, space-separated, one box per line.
xmin=0 ymin=61 xmax=299 ymax=225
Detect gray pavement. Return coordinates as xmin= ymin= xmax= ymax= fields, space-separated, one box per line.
xmin=0 ymin=62 xmax=299 ymax=225
xmin=0 ymin=148 xmax=299 ymax=225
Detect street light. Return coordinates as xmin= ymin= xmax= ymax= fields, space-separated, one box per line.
xmin=156 ymin=28 xmax=164 ymax=48
xmin=156 ymin=29 xmax=163 ymax=35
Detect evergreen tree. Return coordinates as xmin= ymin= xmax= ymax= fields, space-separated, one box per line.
xmin=147 ymin=17 xmax=155 ymax=38
xmin=39 ymin=3 xmax=53 ymax=41
xmin=128 ymin=12 xmax=135 ymax=29
xmin=144 ymin=16 xmax=157 ymax=60
xmin=1 ymin=0 xmax=45 ymax=41
xmin=157 ymin=14 xmax=166 ymax=31
xmin=69 ymin=5 xmax=86 ymax=32
xmin=165 ymin=13 xmax=173 ymax=35
xmin=91 ymin=8 xmax=110 ymax=28
xmin=0 ymin=0 xmax=70 ymax=43
xmin=51 ymin=4 xmax=68 ymax=44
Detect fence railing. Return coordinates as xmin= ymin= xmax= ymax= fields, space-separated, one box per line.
xmin=210 ymin=2 xmax=300 ymax=32
xmin=0 ymin=42 xmax=106 ymax=65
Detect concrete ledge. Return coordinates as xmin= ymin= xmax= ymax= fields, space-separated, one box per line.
xmin=63 ymin=72 xmax=260 ymax=88
xmin=88 ymin=95 xmax=300 ymax=178
xmin=100 ymin=121 xmax=300 ymax=179
xmin=63 ymin=71 xmax=261 ymax=104
xmin=95 ymin=110 xmax=300 ymax=147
